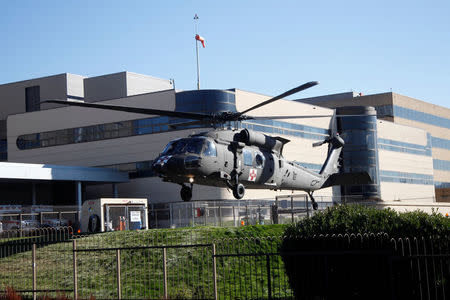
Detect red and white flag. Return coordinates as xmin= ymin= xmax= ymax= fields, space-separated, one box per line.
xmin=195 ymin=34 xmax=206 ymax=48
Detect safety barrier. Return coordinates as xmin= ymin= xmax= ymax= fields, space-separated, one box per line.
xmin=1 ymin=229 xmax=448 ymax=299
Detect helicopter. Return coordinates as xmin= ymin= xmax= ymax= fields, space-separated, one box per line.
xmin=45 ymin=81 xmax=371 ymax=210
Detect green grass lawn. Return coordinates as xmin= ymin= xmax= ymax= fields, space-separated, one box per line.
xmin=1 ymin=225 xmax=292 ymax=299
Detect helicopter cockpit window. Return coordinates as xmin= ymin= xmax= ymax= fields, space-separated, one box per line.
xmin=203 ymin=140 xmax=217 ymax=157
xmin=184 ymin=138 xmax=204 ymax=154
xmin=161 ymin=140 xmax=178 ymax=155
xmin=161 ymin=138 xmax=204 ymax=155
xmin=255 ymin=153 xmax=264 ymax=168
xmin=243 ymin=149 xmax=253 ymax=166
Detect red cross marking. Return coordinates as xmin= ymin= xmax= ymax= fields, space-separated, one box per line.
xmin=248 ymin=168 xmax=257 ymax=182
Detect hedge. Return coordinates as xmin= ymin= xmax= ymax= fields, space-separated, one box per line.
xmin=283 ymin=204 xmax=450 ymax=238
xmin=280 ymin=205 xmax=450 ymax=299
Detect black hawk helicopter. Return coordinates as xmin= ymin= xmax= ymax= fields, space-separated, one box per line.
xmin=45 ymin=81 xmax=371 ymax=210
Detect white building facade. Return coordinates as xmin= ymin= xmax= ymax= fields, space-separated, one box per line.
xmin=1 ymin=72 xmax=447 ymax=214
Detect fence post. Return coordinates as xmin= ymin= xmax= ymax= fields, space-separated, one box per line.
xmin=116 ymin=249 xmax=122 ymax=299
xmin=169 ymin=204 xmax=173 ymax=228
xmin=245 ymin=205 xmax=248 ymax=225
xmin=163 ymin=247 xmax=168 ymax=299
xmin=212 ymin=243 xmax=218 ymax=300
xmin=266 ymin=254 xmax=272 ymax=300
xmin=290 ymin=195 xmax=294 ymax=223
xmin=214 ymin=203 xmax=217 ymax=226
xmin=32 ymin=243 xmax=36 ymax=300
xmin=73 ymin=240 xmax=78 ymax=300
xmin=232 ymin=206 xmax=236 ymax=227
xmin=191 ymin=203 xmax=195 ymax=227
xmin=19 ymin=213 xmax=23 ymax=237
xmin=219 ymin=205 xmax=222 ymax=227
xmin=154 ymin=205 xmax=158 ymax=228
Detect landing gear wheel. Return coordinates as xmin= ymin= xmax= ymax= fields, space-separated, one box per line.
xmin=232 ymin=183 xmax=245 ymax=199
xmin=180 ymin=185 xmax=192 ymax=202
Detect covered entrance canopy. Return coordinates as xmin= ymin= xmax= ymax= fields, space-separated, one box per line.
xmin=0 ymin=162 xmax=129 ymax=212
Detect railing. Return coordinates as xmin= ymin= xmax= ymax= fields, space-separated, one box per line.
xmin=0 ymin=208 xmax=78 ymax=232
xmin=281 ymin=233 xmax=450 ymax=300
xmin=0 ymin=227 xmax=74 ymax=299
xmin=148 ymin=197 xmax=333 ymax=229
xmin=1 ymin=229 xmax=448 ymax=299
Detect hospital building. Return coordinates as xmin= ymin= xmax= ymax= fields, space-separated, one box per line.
xmin=0 ymin=72 xmax=449 ymax=214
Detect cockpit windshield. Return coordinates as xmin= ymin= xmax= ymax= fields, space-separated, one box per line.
xmin=161 ymin=138 xmax=205 ymax=155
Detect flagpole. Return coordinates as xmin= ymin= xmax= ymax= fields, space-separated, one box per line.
xmin=194 ymin=14 xmax=200 ymax=90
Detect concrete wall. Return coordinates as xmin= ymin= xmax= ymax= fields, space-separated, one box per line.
xmin=8 ymin=88 xmax=335 ymax=203
xmin=0 ymin=74 xmax=71 ymax=120
xmin=126 ymin=72 xmax=173 ymax=96
xmin=84 ymin=72 xmax=173 ymax=102
xmin=297 ymin=91 xmax=450 ymax=202
xmin=296 ymin=92 xmax=394 ymax=109
xmin=83 ymin=72 xmax=127 ymax=102
xmin=379 ymin=201 xmax=450 ymax=215
xmin=8 ymin=89 xmax=176 ymax=163
xmin=393 ymin=93 xmax=450 ymax=119
xmin=391 ymin=93 xmax=450 ymax=200
xmin=377 ymin=121 xmax=435 ymax=201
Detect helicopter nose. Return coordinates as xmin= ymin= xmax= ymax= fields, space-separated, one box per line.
xmin=165 ymin=156 xmax=184 ymax=172
xmin=152 ymin=155 xmax=175 ymax=174
xmin=153 ymin=155 xmax=187 ymax=174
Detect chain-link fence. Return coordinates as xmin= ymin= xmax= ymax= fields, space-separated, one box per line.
xmin=148 ymin=196 xmax=336 ymax=229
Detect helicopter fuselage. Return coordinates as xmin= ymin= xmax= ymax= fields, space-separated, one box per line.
xmin=45 ymin=80 xmax=371 ymax=206
xmin=152 ymin=128 xmax=331 ymax=194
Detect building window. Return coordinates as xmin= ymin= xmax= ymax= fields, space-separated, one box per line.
xmin=0 ymin=139 xmax=7 ymax=161
xmin=25 ymin=86 xmax=40 ymax=112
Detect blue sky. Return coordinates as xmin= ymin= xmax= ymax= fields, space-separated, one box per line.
xmin=1 ymin=0 xmax=449 ymax=107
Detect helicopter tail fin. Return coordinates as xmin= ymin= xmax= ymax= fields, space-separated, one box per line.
xmin=318 ymin=134 xmax=344 ymax=176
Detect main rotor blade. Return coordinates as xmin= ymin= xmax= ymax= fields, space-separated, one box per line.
xmin=43 ymin=100 xmax=212 ymax=121
xmin=249 ymin=115 xmax=333 ymax=120
xmin=239 ymin=81 xmax=319 ymax=116
xmin=169 ymin=120 xmax=209 ymax=128
xmin=248 ymin=113 xmax=380 ymax=120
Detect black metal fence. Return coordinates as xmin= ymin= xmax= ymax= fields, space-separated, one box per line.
xmin=281 ymin=233 xmax=449 ymax=300
xmin=0 ymin=228 xmax=448 ymax=299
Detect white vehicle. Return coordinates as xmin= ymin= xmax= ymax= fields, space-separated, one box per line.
xmin=80 ymin=198 xmax=148 ymax=233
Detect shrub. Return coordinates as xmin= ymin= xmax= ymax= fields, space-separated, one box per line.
xmin=280 ymin=205 xmax=450 ymax=299
xmin=283 ymin=204 xmax=450 ymax=238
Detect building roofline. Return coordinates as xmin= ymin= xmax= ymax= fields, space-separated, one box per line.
xmin=392 ymin=92 xmax=450 ymax=112
xmin=0 ymin=162 xmax=129 ymax=183
xmin=6 ymin=88 xmax=177 ymax=120
xmin=0 ymin=73 xmax=86 ymax=87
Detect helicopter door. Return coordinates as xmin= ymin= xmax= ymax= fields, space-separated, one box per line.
xmin=242 ymin=149 xmax=255 ymax=183
xmin=270 ymin=156 xmax=283 ymax=187
xmin=202 ymin=140 xmax=218 ymax=173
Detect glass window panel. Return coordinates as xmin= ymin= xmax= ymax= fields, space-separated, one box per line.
xmin=203 ymin=140 xmax=217 ymax=157
xmin=243 ymin=149 xmax=253 ymax=166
